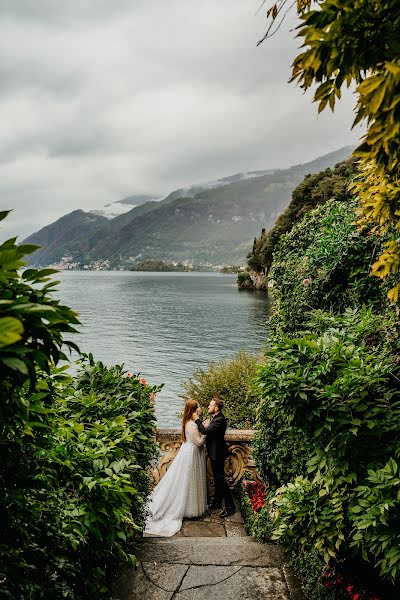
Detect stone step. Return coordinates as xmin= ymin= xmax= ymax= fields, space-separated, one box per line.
xmin=114 ymin=538 xmax=301 ymax=600
xmin=129 ymin=536 xmax=285 ymax=568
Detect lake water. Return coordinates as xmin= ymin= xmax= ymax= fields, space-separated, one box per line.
xmin=57 ymin=271 xmax=271 ymax=427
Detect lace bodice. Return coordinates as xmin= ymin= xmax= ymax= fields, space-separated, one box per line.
xmin=185 ymin=420 xmax=206 ymax=447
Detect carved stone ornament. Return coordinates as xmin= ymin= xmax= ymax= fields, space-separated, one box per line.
xmin=150 ymin=428 xmax=259 ymax=489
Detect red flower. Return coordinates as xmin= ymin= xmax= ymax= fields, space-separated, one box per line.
xmin=127 ymin=372 xmax=132 ymax=377
xmin=346 ymin=585 xmax=353 ymax=594
xmin=353 ymin=595 xmax=360 ymax=600
xmin=244 ymin=480 xmax=266 ymax=511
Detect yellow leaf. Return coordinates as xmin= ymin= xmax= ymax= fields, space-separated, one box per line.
xmin=387 ymin=284 xmax=400 ymax=304
xmin=358 ymin=75 xmax=385 ymax=96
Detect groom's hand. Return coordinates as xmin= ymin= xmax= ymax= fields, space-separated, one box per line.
xmin=203 ymin=418 xmax=211 ymax=427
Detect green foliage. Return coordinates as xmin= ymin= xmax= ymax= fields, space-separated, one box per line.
xmin=246 ymin=158 xmax=357 ymax=275
xmin=0 ymin=226 xmax=80 ymax=430
xmin=2 ymin=360 xmax=158 ymax=599
xmin=269 ymin=199 xmax=388 ymax=333
xmin=181 ymin=351 xmax=261 ymax=428
xmin=285 ymin=545 xmax=336 ymax=600
xmin=265 ymin=0 xmax=400 ymax=299
xmin=129 ymin=259 xmax=191 ymax=271
xmin=238 ymin=479 xmax=334 ymax=599
xmin=237 ymin=271 xmax=254 ymax=289
xmin=254 ymin=308 xmax=400 ymax=581
xmin=0 ymin=219 xmax=158 ymax=598
xmin=253 ymin=418 xmax=311 ymax=487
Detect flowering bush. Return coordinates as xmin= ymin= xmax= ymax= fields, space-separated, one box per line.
xmin=322 ymin=566 xmax=380 ymax=600
xmin=243 ymin=480 xmax=266 ymax=512
xmin=0 ymin=225 xmax=161 ymax=598
xmin=253 ymin=308 xmax=400 ymax=598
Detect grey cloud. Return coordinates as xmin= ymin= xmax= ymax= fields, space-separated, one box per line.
xmin=0 ymin=0 xmax=360 ymax=242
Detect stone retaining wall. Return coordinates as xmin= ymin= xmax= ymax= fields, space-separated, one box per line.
xmin=150 ymin=428 xmax=259 ymax=494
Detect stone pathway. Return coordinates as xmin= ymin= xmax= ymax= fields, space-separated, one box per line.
xmin=113 ymin=506 xmax=301 ymax=600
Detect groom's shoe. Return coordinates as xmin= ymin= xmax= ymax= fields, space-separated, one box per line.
xmin=219 ymin=506 xmax=236 ymax=518
xmin=208 ymin=500 xmax=222 ymax=510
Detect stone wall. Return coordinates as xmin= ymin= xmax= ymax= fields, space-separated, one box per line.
xmin=150 ymin=428 xmax=259 ymax=495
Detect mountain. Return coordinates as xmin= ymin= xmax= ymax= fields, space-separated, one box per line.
xmin=23 ymin=210 xmax=109 ymax=266
xmin=159 ymin=169 xmax=274 ymax=204
xmin=90 ymin=194 xmax=160 ymax=219
xmin=23 ymin=146 xmax=354 ymax=268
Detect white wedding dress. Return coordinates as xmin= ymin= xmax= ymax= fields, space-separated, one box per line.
xmin=144 ymin=420 xmax=207 ymax=537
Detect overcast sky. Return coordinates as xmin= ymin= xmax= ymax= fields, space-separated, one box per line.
xmin=0 ymin=0 xmax=361 ymax=241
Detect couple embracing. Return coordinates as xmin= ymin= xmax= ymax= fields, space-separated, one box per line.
xmin=144 ymin=397 xmax=235 ymax=537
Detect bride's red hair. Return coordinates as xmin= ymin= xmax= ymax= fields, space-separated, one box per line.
xmin=181 ymin=399 xmax=200 ymax=441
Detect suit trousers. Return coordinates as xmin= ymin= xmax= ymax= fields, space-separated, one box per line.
xmin=210 ymin=457 xmax=234 ymax=508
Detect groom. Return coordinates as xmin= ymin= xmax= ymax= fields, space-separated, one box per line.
xmin=196 ymin=396 xmax=235 ymax=517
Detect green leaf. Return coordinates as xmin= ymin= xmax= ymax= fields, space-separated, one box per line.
xmin=0 ymin=316 xmax=24 ymax=348
xmin=2 ymin=356 xmax=29 ymax=374
xmin=0 ymin=210 xmax=11 ymax=222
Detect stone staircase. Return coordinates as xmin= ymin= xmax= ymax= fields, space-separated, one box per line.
xmin=113 ymin=509 xmax=301 ymax=599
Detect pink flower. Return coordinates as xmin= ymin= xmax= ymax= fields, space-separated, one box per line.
xmin=139 ymin=377 xmax=147 ymax=385
xmin=127 ymin=372 xmax=132 ymax=377
xmin=150 ymin=392 xmax=156 ymax=402
xmin=303 ymin=278 xmax=312 ymax=286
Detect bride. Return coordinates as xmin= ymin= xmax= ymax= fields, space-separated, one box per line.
xmin=144 ymin=399 xmax=207 ymax=537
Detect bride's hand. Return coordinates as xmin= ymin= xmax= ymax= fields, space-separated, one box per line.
xmin=193 ymin=407 xmax=201 ymax=419
xmin=203 ymin=418 xmax=210 ymax=427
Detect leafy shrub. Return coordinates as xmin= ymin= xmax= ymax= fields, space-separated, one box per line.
xmin=246 ymin=158 xmax=358 ymax=273
xmin=253 ymin=418 xmax=311 ymax=487
xmin=2 ymin=360 xmax=158 ymax=599
xmin=0 ymin=216 xmax=159 ymax=598
xmin=269 ymin=199 xmax=386 ymax=333
xmin=237 ymin=479 xmax=335 ymax=599
xmin=181 ymin=351 xmax=261 ymax=428
xmin=254 ymin=308 xmax=400 ymax=584
xmin=237 ymin=271 xmax=254 ymax=289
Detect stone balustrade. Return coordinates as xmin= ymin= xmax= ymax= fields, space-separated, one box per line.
xmin=150 ymin=428 xmax=259 ymax=494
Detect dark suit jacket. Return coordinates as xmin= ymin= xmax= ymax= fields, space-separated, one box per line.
xmin=196 ymin=412 xmax=229 ymax=461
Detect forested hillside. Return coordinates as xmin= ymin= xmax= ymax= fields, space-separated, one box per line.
xmin=23 ymin=146 xmax=353 ymax=268
xmin=240 ymin=158 xmax=358 ymax=288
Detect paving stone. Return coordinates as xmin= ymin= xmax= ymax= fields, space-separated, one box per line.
xmin=224 ymin=510 xmax=244 ymax=524
xmin=179 ymin=565 xmax=242 ymax=590
xmin=200 ymin=510 xmax=224 ymax=524
xmin=142 ymin=563 xmax=189 ymax=592
xmin=115 ymin=504 xmax=302 ymax=600
xmin=131 ymin=537 xmax=285 ymax=567
xmin=225 ymin=521 xmax=247 ymax=538
xmin=113 ymin=563 xmax=173 ymax=600
xmin=180 ymin=520 xmax=226 ymax=538
xmin=175 ymin=566 xmax=290 ymax=600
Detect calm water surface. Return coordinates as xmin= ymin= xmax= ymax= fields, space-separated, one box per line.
xmin=57 ymin=271 xmax=271 ymax=427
